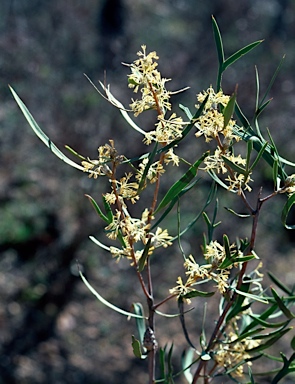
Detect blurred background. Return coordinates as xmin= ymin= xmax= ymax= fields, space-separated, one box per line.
xmin=1 ymin=0 xmax=295 ymax=383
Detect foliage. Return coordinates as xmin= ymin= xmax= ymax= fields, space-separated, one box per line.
xmin=10 ymin=16 xmax=295 ymax=384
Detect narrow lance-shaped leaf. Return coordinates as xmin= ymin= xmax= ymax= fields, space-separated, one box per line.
xmin=131 ymin=336 xmax=143 ymax=359
xmin=85 ymin=74 xmax=146 ymax=135
xmin=273 ymin=159 xmax=279 ymax=190
xmin=159 ymin=347 xmax=166 ymax=380
xmin=79 ymin=270 xmax=147 ymax=319
xmin=9 ymin=86 xmax=85 ymax=171
xmin=272 ymin=351 xmax=295 ymax=384
xmin=178 ymin=297 xmax=196 ymax=350
xmin=219 ymin=254 xmax=257 ymax=270
xmin=211 ymin=16 xmax=224 ymax=65
xmin=247 ymin=327 xmax=292 ymax=353
xmin=167 ymin=344 xmax=175 ymax=379
xmin=223 ymin=91 xmax=236 ymax=130
xmin=271 ymin=288 xmax=295 ymax=319
xmin=102 ymin=195 xmax=113 ymax=223
xmin=211 ymin=16 xmax=224 ymax=91
xmin=255 ymin=98 xmax=272 ymax=119
xmin=181 ymin=348 xmax=194 ymax=383
xmin=182 ymin=290 xmax=215 ymax=299
xmin=259 ymin=54 xmax=285 ymax=108
xmin=223 ymin=234 xmax=231 ymax=260
xmin=208 ymin=169 xmax=238 ymax=193
xmin=85 ymin=194 xmax=109 ymax=223
xmin=268 ymin=272 xmax=293 ymax=296
xmin=246 ymin=138 xmax=253 ymax=171
xmin=249 ymin=140 xmax=268 ymax=171
xmin=255 ymin=65 xmax=260 ymax=112
xmin=132 ymin=303 xmax=147 ymax=358
xmin=172 ymin=182 xmax=217 ymax=240
xmin=151 ymin=179 xmax=200 ymax=231
xmin=248 ymin=314 xmax=290 ymax=329
xmin=179 ymin=104 xmax=193 ymax=120
xmin=138 ymin=238 xmax=152 ymax=273
xmin=222 ymin=40 xmax=263 ymax=71
xmin=241 ymin=303 xmax=278 ymax=335
xmin=281 ymin=192 xmax=295 ymax=229
xmin=155 ymin=152 xmax=209 ymax=213
xmin=221 ymin=155 xmax=247 ymax=175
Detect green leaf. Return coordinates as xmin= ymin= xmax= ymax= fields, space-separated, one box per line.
xmin=178 ymin=297 xmax=196 ymax=350
xmin=65 ymin=145 xmax=87 ymax=161
xmin=132 ymin=302 xmax=147 ymax=358
xmin=220 ymin=253 xmax=257 ymax=270
xmin=89 ymin=236 xmax=110 ymax=251
xmin=272 ymin=159 xmax=279 ymax=190
xmin=102 ymin=196 xmax=113 ymax=223
xmin=248 ymin=366 xmax=255 ymax=384
xmin=291 ymin=336 xmax=295 ymax=351
xmin=247 ymin=327 xmax=292 ymax=353
xmin=255 ymin=98 xmax=272 ymax=119
xmin=181 ymin=348 xmax=194 ymax=383
xmin=282 ymin=193 xmax=295 ymax=229
xmin=171 ymin=182 xmax=216 ymax=240
xmin=235 ymin=101 xmax=251 ymax=131
xmin=85 ymin=194 xmax=109 ymax=223
xmin=155 ymin=307 xmax=195 ymax=318
xmin=223 ymin=91 xmax=236 ymax=130
xmin=182 ymin=290 xmax=215 ymax=299
xmin=152 ymin=179 xmax=200 ymax=231
xmin=138 ymin=238 xmax=152 ymax=272
xmin=233 ymin=288 xmax=269 ymax=304
xmin=259 ymin=54 xmax=285 ymax=108
xmin=221 ymin=155 xmax=247 ymax=175
xmin=212 ymin=16 xmax=224 ymax=65
xmin=159 ymin=347 xmax=166 ymax=380
xmin=233 ymin=328 xmax=265 ymax=344
xmin=167 ymin=344 xmax=174 ymax=379
xmin=271 ymin=351 xmax=295 ymax=384
xmin=223 ymin=234 xmax=231 ymax=259
xmin=268 ymin=272 xmax=293 ymax=296
xmin=132 ymin=335 xmax=143 ymax=358
xmin=79 ymin=270 xmax=147 ymax=319
xmin=224 ymin=207 xmax=251 ymax=218
xmin=207 ymin=169 xmax=237 ymax=193
xmin=85 ymin=75 xmax=146 ymax=135
xmin=246 ymin=139 xmax=253 ymax=171
xmin=9 ymin=86 xmax=85 ymax=171
xmin=155 ymin=153 xmax=208 ymax=213
xmin=226 ymin=281 xmax=250 ymax=323
xmin=249 ymin=141 xmax=268 ymax=171
xmin=222 ymin=40 xmax=263 ymax=71
xmin=179 ymin=104 xmax=193 ymax=120
xmin=271 ymin=288 xmax=295 ymax=319
xmin=249 ymin=314 xmax=290 ymax=329
xmin=241 ymin=304 xmax=278 ymax=335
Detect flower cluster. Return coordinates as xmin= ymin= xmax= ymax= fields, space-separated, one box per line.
xmin=170 ymin=240 xmax=243 ymax=302
xmin=105 ymin=205 xmax=173 ymax=265
xmin=281 ymin=174 xmax=295 ymax=195
xmin=194 ymin=86 xmax=253 ymax=193
xmin=213 ymin=321 xmax=261 ymax=377
xmin=81 ymin=140 xmax=121 ymax=179
xmin=126 ymin=45 xmax=171 ymax=116
xmin=126 ymin=45 xmax=184 ymax=166
xmin=195 ymin=86 xmax=238 ymax=142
